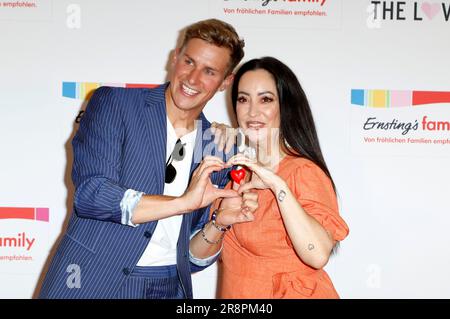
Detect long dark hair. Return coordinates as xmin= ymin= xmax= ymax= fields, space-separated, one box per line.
xmin=231 ymin=56 xmax=336 ymax=192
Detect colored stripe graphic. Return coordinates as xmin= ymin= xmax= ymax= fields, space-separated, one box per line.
xmin=351 ymin=90 xmax=450 ymax=108
xmin=0 ymin=207 xmax=49 ymax=222
xmin=62 ymin=82 xmax=159 ymax=100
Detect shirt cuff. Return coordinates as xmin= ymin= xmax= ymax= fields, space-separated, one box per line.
xmin=120 ymin=189 xmax=144 ymax=227
xmin=189 ymin=228 xmax=223 ymax=267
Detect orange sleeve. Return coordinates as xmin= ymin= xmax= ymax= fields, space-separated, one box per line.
xmin=289 ymin=161 xmax=349 ymax=242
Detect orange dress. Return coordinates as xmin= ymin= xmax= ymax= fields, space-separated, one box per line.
xmin=219 ymin=156 xmax=349 ymax=299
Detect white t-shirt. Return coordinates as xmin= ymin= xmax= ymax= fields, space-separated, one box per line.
xmin=136 ymin=118 xmax=197 ymax=266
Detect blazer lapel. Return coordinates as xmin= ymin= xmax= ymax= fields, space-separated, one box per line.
xmin=178 ymin=113 xmax=212 ymax=297
xmin=190 ymin=112 xmax=211 ymax=176
xmin=141 ymin=83 xmax=212 ymax=195
xmin=182 ymin=113 xmax=211 ymax=234
xmin=142 ymin=84 xmax=168 ymax=195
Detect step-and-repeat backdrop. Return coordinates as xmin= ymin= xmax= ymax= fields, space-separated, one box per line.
xmin=1 ymin=0 xmax=449 ymax=298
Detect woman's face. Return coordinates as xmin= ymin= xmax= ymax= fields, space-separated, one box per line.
xmin=236 ymin=69 xmax=281 ymax=145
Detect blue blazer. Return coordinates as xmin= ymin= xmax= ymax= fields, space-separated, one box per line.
xmin=39 ymin=84 xmax=232 ymax=299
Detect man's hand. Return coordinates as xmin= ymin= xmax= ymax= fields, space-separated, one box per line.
xmin=181 ymin=156 xmax=237 ymax=212
xmin=210 ymin=122 xmax=239 ymax=154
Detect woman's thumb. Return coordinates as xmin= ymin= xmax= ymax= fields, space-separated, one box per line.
xmin=237 ymin=182 xmax=254 ymax=194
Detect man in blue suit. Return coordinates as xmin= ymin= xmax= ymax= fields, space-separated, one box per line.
xmin=38 ymin=19 xmax=256 ymax=299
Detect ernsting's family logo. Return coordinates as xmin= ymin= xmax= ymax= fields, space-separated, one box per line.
xmin=0 ymin=207 xmax=49 ymax=264
xmin=350 ymin=89 xmax=450 ymax=154
xmin=352 ymin=89 xmax=450 ymax=136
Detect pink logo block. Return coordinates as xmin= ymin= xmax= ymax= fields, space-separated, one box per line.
xmin=391 ymin=91 xmax=412 ymax=107
xmin=35 ymin=208 xmax=49 ymax=222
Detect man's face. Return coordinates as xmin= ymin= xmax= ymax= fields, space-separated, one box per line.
xmin=167 ymin=38 xmax=234 ymax=115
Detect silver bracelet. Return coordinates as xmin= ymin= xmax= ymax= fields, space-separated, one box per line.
xmin=278 ymin=190 xmax=286 ymax=202
xmin=201 ymin=224 xmax=223 ymax=245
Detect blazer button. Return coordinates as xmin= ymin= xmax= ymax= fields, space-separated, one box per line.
xmin=122 ymin=268 xmax=130 ymax=275
xmin=144 ymin=231 xmax=152 ymax=238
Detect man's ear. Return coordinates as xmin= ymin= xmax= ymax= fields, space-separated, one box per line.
xmin=172 ymin=48 xmax=181 ymax=66
xmin=219 ymin=73 xmax=235 ymax=92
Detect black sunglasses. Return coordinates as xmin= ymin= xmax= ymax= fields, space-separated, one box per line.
xmin=165 ymin=139 xmax=186 ymax=184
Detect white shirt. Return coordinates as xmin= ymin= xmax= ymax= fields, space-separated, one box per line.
xmin=136 ymin=118 xmax=197 ymax=266
xmin=120 ymin=117 xmax=221 ymax=267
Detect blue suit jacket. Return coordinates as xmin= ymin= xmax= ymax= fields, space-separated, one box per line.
xmin=39 ymin=84 xmax=232 ymax=298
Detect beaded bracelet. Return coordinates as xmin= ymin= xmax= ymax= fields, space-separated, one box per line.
xmin=211 ymin=210 xmax=231 ymax=232
xmin=201 ymin=224 xmax=224 ymax=245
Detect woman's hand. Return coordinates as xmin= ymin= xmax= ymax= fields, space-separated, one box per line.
xmin=226 ymin=154 xmax=286 ymax=194
xmin=215 ymin=190 xmax=258 ymax=227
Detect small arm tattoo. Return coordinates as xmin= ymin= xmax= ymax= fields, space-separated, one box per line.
xmin=278 ymin=190 xmax=286 ymax=202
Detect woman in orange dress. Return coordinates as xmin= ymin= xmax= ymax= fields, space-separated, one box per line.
xmin=215 ymin=57 xmax=350 ymax=298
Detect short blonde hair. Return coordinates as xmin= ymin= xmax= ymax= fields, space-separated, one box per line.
xmin=181 ymin=19 xmax=245 ymax=74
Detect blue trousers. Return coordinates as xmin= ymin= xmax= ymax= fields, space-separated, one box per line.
xmin=116 ymin=265 xmax=185 ymax=299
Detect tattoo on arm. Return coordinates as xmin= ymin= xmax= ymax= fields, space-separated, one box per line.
xmin=278 ymin=190 xmax=286 ymax=202
xmin=308 ymin=244 xmax=315 ymax=251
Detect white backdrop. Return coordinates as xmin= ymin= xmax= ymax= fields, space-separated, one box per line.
xmin=1 ymin=0 xmax=450 ymax=298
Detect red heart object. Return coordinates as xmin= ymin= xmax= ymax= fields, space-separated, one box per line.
xmin=231 ymin=168 xmax=246 ymax=184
